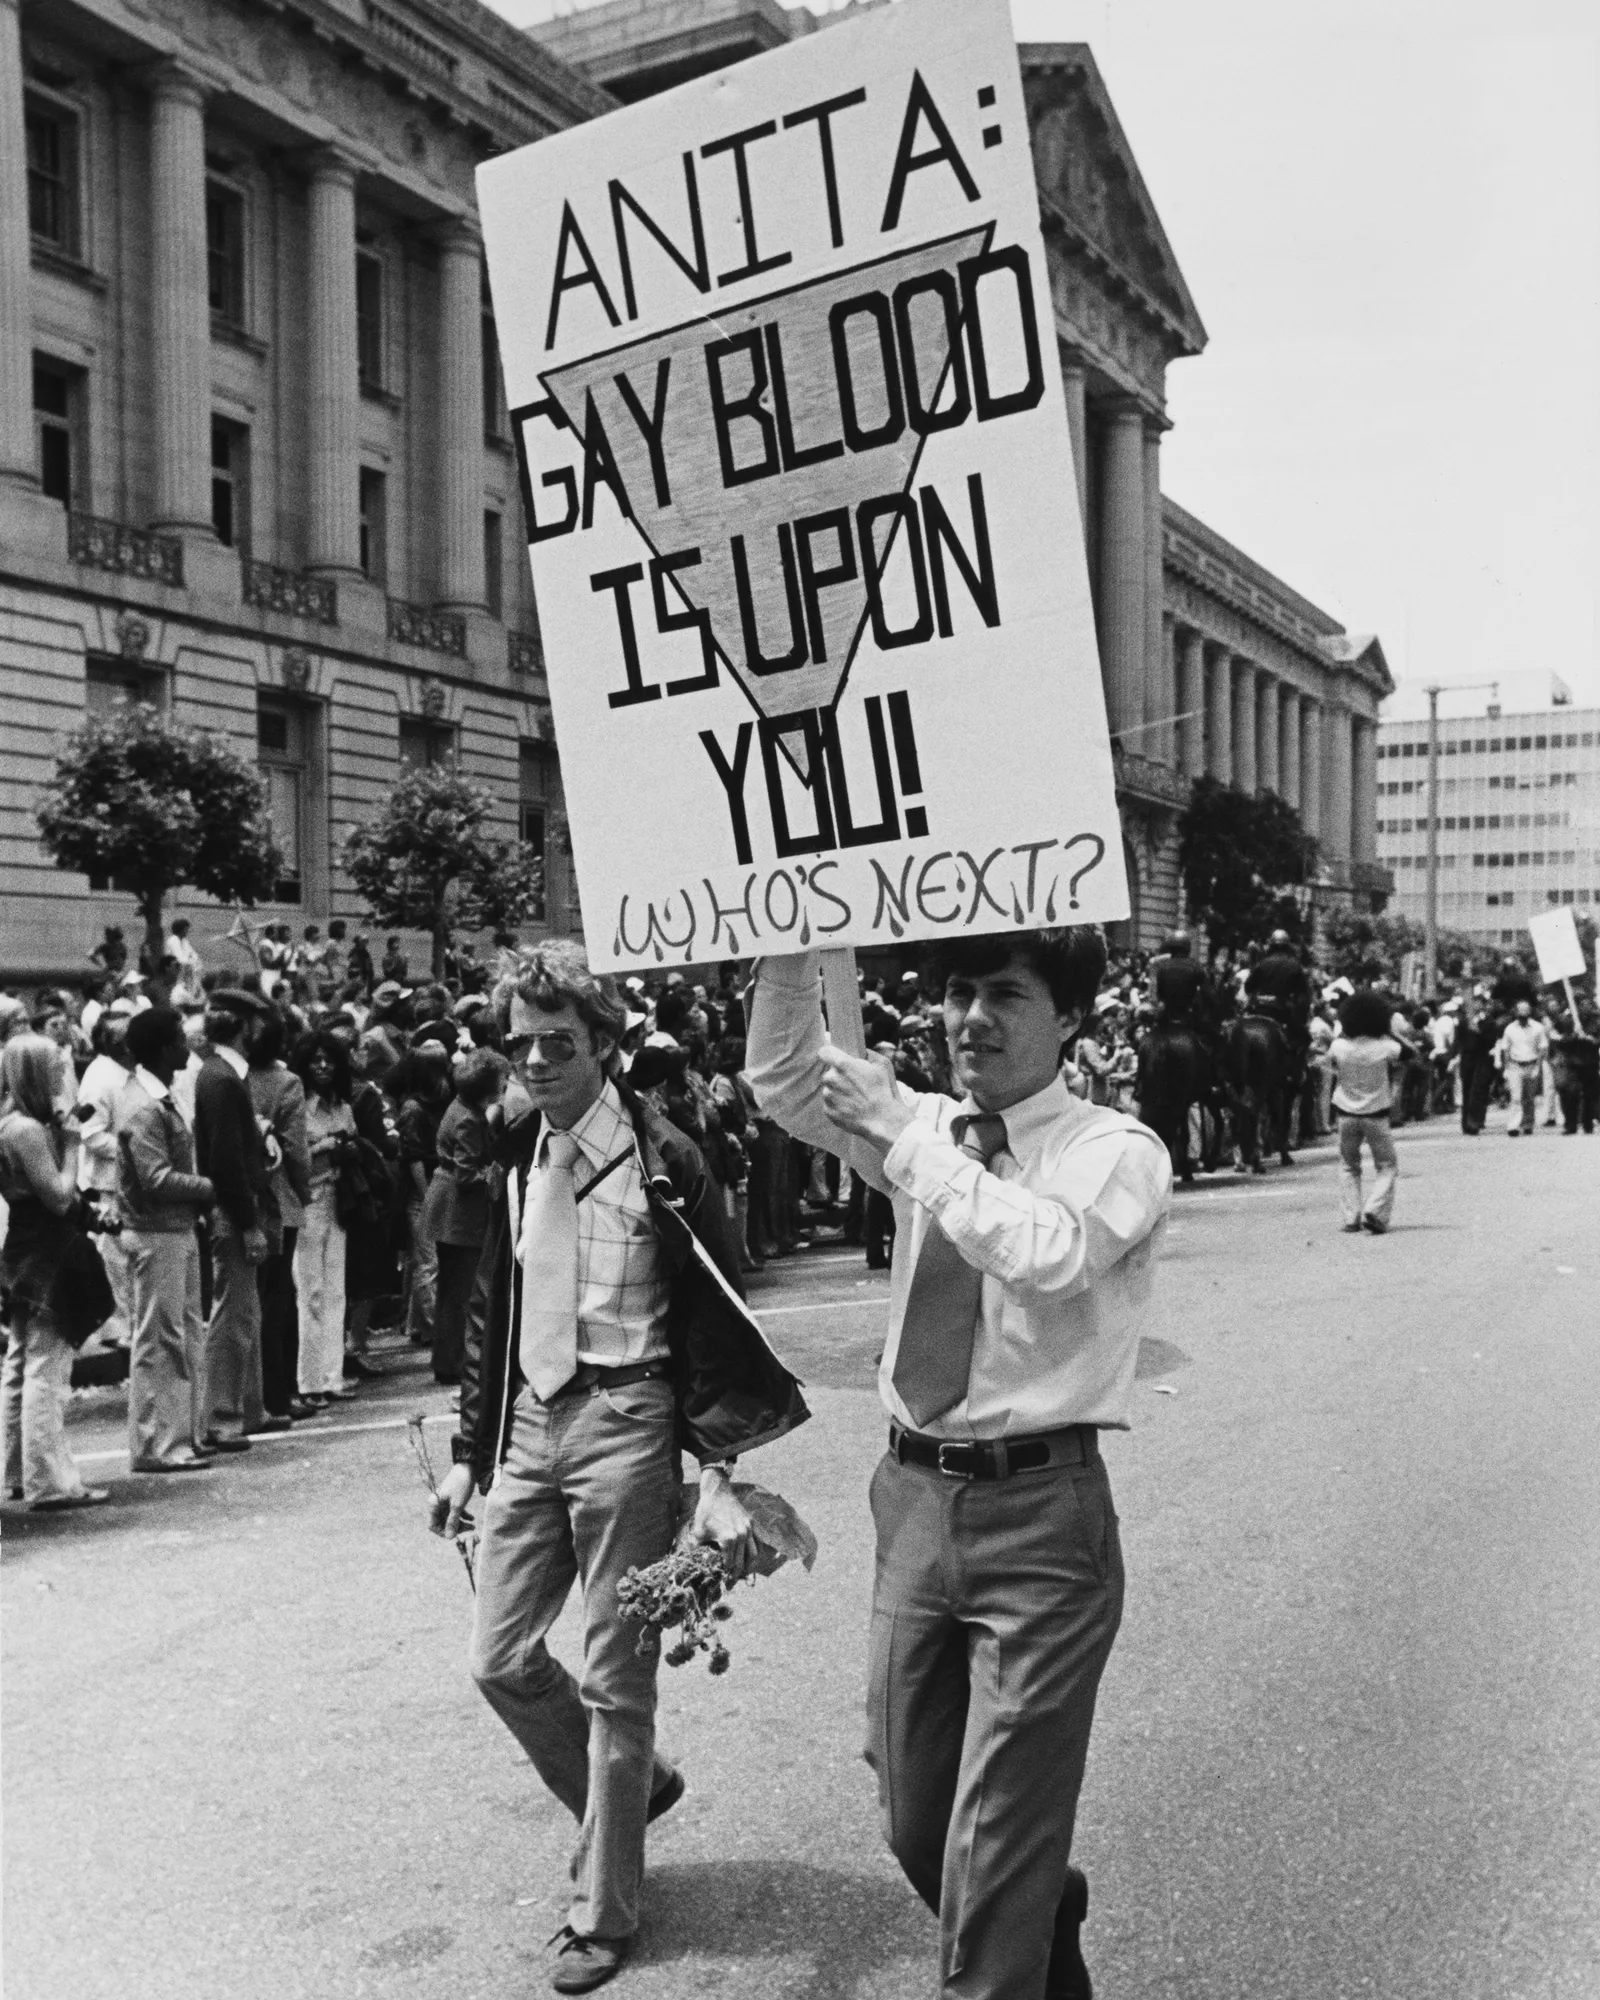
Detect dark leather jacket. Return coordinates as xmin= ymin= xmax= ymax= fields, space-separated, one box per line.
xmin=453 ymin=1080 xmax=809 ymax=1487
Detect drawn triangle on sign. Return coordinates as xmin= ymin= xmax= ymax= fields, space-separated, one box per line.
xmin=540 ymin=224 xmax=993 ymax=771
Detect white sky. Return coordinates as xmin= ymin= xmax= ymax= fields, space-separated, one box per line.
xmin=494 ymin=0 xmax=1600 ymax=714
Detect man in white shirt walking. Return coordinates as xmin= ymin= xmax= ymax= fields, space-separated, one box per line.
xmin=747 ymin=928 xmax=1171 ymax=2000
xmin=1496 ymin=1000 xmax=1549 ymax=1137
xmin=76 ymin=1006 xmax=136 ymax=1346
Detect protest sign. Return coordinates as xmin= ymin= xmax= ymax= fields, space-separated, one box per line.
xmin=477 ymin=0 xmax=1126 ymax=970
xmin=1527 ymin=906 xmax=1585 ymax=984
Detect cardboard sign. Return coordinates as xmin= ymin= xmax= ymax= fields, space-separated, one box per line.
xmin=1527 ymin=906 xmax=1586 ymax=984
xmin=477 ymin=0 xmax=1126 ymax=969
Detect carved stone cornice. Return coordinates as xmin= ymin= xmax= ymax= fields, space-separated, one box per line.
xmin=1113 ymin=745 xmax=1190 ymax=814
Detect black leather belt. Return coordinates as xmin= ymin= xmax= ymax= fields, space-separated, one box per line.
xmin=889 ymin=1422 xmax=1098 ymax=1480
xmin=547 ymin=1359 xmax=671 ymax=1403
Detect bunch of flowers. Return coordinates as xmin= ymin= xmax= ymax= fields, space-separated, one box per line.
xmin=617 ymin=1544 xmax=739 ymax=1674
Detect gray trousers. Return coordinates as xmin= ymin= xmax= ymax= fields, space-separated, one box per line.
xmin=866 ymin=1446 xmax=1124 ymax=2000
xmin=127 ymin=1229 xmax=206 ymax=1466
xmin=468 ymin=1377 xmax=680 ymax=1940
xmin=203 ymin=1221 xmax=264 ymax=1441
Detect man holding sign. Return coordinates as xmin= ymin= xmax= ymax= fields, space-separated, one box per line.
xmin=748 ymin=933 xmax=1171 ymax=2000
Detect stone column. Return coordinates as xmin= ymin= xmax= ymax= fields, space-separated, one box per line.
xmin=1096 ymin=401 xmax=1147 ymax=743
xmin=1143 ymin=424 xmax=1167 ymax=762
xmin=0 ymin=0 xmax=36 ymax=486
xmin=435 ymin=219 xmax=486 ymax=611
xmin=148 ymin=63 xmax=212 ymax=534
xmin=307 ymin=150 xmax=360 ymax=576
xmin=1352 ymin=716 xmax=1378 ymax=865
xmin=1206 ymin=643 xmax=1233 ymax=784
xmin=1060 ymin=352 xmax=1088 ymax=543
xmin=1177 ymin=628 xmax=1206 ymax=778
xmin=1300 ymin=699 xmax=1323 ymax=844
xmin=1325 ymin=705 xmax=1354 ymax=861
xmin=1280 ymin=688 xmax=1301 ymax=811
xmin=1232 ymin=659 xmax=1258 ymax=793
xmin=1257 ymin=676 xmax=1280 ymax=795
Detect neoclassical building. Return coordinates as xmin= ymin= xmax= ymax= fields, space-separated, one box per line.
xmin=1 ymin=0 xmax=1390 ymax=981
xmin=1 ymin=0 xmax=602 ymax=979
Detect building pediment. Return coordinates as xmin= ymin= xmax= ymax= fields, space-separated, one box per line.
xmin=1022 ymin=45 xmax=1205 ymax=362
xmin=1320 ymin=633 xmax=1395 ymax=699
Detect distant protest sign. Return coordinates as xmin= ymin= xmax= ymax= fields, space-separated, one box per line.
xmin=477 ymin=0 xmax=1125 ymax=969
xmin=1527 ymin=906 xmax=1586 ymax=984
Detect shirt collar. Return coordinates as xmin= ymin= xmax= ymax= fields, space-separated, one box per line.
xmin=542 ymin=1076 xmax=626 ymax=1169
xmin=215 ymin=1043 xmax=249 ymax=1079
xmin=134 ymin=1066 xmax=170 ymax=1102
xmin=955 ymin=1073 xmax=1071 ymax=1158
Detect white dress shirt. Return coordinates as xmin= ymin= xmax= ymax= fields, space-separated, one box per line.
xmin=76 ymin=1052 xmax=131 ymax=1194
xmin=510 ymin=1080 xmax=671 ymax=1368
xmin=747 ymin=953 xmax=1172 ymax=1438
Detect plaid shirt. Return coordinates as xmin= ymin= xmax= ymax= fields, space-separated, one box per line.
xmin=516 ymin=1079 xmax=670 ymax=1366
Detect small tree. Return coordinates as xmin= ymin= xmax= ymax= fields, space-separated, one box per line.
xmin=1321 ymin=908 xmax=1423 ymax=986
xmin=1178 ymin=776 xmax=1318 ymax=955
xmin=342 ymin=764 xmax=544 ymax=980
xmin=36 ymin=702 xmax=282 ymax=996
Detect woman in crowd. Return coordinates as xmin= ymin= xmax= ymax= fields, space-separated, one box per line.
xmin=290 ymin=1031 xmax=358 ymax=1404
xmin=342 ymin=1032 xmax=400 ymax=1365
xmin=391 ymin=1038 xmax=453 ymax=1350
xmin=0 ymin=1034 xmax=110 ymax=1508
xmin=420 ymin=1047 xmax=507 ymax=1386
xmin=248 ymin=1011 xmax=317 ymax=1424
xmin=1328 ymin=988 xmax=1403 ymax=1236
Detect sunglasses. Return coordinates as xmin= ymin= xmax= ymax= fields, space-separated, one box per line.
xmin=506 ymin=1030 xmax=581 ymax=1063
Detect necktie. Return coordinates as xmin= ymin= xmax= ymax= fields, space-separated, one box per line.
xmin=892 ymin=1113 xmax=1008 ymax=1427
xmin=518 ymin=1129 xmax=583 ymax=1402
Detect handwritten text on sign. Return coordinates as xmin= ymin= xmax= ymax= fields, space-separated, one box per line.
xmin=477 ymin=0 xmax=1127 ymax=968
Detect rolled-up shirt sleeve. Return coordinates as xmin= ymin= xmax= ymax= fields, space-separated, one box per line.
xmin=881 ymin=1118 xmax=1169 ymax=1301
xmin=745 ymin=952 xmax=920 ymax=1196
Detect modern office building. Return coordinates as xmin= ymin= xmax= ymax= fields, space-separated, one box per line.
xmin=1375 ymin=707 xmax=1600 ymax=948
xmin=2 ymin=0 xmax=1392 ymax=982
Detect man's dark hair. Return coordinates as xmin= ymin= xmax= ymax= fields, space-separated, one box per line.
xmin=653 ymin=989 xmax=690 ymax=1038
xmin=248 ymin=1012 xmax=287 ymax=1068
xmin=171 ymin=918 xmax=190 ymax=938
xmin=1339 ymin=988 xmax=1393 ymax=1039
xmin=126 ymin=1005 xmax=184 ymax=1068
xmin=921 ymin=928 xmax=1107 ymax=1020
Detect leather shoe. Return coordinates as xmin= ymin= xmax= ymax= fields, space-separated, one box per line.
xmin=646 ymin=1768 xmax=685 ymax=1824
xmin=252 ymin=1415 xmax=294 ymax=1434
xmin=287 ymin=1398 xmax=324 ymax=1421
xmin=344 ymin=1352 xmax=384 ymax=1380
xmin=30 ymin=1488 xmax=111 ymax=1511
xmin=1045 ymin=1866 xmax=1092 ymax=2000
xmin=131 ymin=1455 xmax=214 ymax=1473
xmin=201 ymin=1434 xmax=252 ymax=1454
xmin=549 ymin=1929 xmax=630 ymax=1994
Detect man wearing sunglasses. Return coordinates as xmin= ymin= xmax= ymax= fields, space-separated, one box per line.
xmin=430 ymin=942 xmax=807 ymax=1994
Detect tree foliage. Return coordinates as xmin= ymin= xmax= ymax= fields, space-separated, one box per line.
xmin=36 ymin=702 xmax=282 ymax=989
xmin=341 ymin=764 xmax=544 ymax=979
xmin=1177 ymin=776 xmax=1319 ymax=954
xmin=1320 ymin=908 xmax=1423 ymax=986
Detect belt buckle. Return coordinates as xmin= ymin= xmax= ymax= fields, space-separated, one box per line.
xmin=936 ymin=1441 xmax=977 ymax=1480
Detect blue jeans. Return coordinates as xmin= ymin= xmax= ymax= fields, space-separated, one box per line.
xmin=469 ymin=1376 xmax=681 ymax=1939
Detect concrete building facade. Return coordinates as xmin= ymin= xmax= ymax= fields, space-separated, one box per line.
xmin=3 ymin=0 xmax=608 ymax=979
xmin=537 ymin=4 xmax=1397 ymax=948
xmin=2 ymin=0 xmax=1393 ymax=981
xmin=1375 ymin=707 xmax=1600 ymax=949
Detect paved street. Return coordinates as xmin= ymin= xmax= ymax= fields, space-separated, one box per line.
xmin=5 ymin=1121 xmax=1598 ymax=2000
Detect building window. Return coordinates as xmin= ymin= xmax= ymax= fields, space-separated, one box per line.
xmin=25 ymin=91 xmax=80 ymax=257
xmin=206 ymin=179 xmax=246 ymax=326
xmin=485 ymin=509 xmax=503 ymax=620
xmin=398 ymin=718 xmax=455 ymax=771
xmin=257 ymin=698 xmax=306 ymax=904
xmin=33 ymin=355 xmax=85 ymax=510
xmin=356 ymin=246 xmax=384 ymax=390
xmin=482 ymin=278 xmax=504 ymax=437
xmin=358 ymin=467 xmax=387 ymax=583
xmin=211 ymin=417 xmax=250 ymax=551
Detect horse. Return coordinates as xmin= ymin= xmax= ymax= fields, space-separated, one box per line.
xmin=1137 ymin=1023 xmax=1221 ymax=1185
xmin=1225 ymin=1014 xmax=1294 ymax=1173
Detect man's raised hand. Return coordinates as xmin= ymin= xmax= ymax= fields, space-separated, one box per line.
xmin=818 ymin=1041 xmax=914 ymax=1151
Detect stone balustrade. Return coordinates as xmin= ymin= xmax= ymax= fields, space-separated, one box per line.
xmin=243 ymin=559 xmax=338 ymax=625
xmin=387 ymin=598 xmax=466 ymax=657
xmin=67 ymin=513 xmax=184 ymax=586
